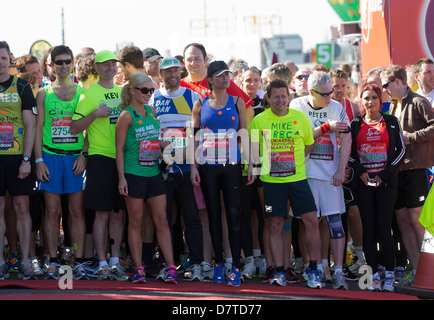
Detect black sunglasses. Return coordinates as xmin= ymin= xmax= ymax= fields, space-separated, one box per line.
xmin=382 ymin=79 xmax=394 ymax=89
xmin=53 ymin=59 xmax=72 ymax=66
xmin=296 ymin=75 xmax=310 ymax=80
xmin=312 ymin=88 xmax=334 ymax=97
xmin=135 ymin=87 xmax=155 ymax=94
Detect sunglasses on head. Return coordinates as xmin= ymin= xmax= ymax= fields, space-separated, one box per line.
xmin=312 ymin=88 xmax=334 ymax=97
xmin=296 ymin=75 xmax=309 ymax=80
xmin=382 ymin=79 xmax=395 ymax=89
xmin=53 ymin=59 xmax=72 ymax=66
xmin=135 ymin=87 xmax=155 ymax=94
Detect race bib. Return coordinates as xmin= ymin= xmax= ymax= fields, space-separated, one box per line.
xmin=160 ymin=128 xmax=187 ymax=149
xmin=359 ymin=142 xmax=387 ymax=173
xmin=51 ymin=118 xmax=78 ymax=144
xmin=310 ymin=134 xmax=334 ymax=161
xmin=139 ymin=140 xmax=160 ymax=166
xmin=270 ymin=151 xmax=296 ymax=177
xmin=0 ymin=122 xmax=14 ymax=148
xmin=203 ymin=132 xmax=231 ymax=163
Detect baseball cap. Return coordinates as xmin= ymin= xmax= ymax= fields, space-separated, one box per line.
xmin=207 ymin=60 xmax=232 ymax=78
xmin=95 ymin=50 xmax=118 ymax=63
xmin=143 ymin=47 xmax=163 ymax=62
xmin=159 ymin=57 xmax=182 ymax=71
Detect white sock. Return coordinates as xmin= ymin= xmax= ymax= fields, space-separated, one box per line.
xmin=253 ymin=249 xmax=261 ymax=258
xmin=322 ymin=259 xmax=329 ymax=269
xmin=109 ymin=257 xmax=119 ymax=266
xmin=99 ymin=260 xmax=109 ymax=268
xmin=334 ymin=266 xmax=343 ymax=274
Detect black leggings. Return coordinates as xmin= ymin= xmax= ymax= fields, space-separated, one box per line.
xmin=199 ymin=163 xmax=242 ymax=268
xmin=354 ymin=182 xmax=397 ymax=273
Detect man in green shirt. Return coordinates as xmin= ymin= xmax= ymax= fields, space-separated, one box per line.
xmin=35 ymin=45 xmax=86 ymax=280
xmin=71 ymin=50 xmax=128 ymax=281
xmin=248 ymin=79 xmax=321 ymax=288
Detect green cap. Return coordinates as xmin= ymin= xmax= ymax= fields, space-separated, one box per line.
xmin=95 ymin=50 xmax=118 ymax=63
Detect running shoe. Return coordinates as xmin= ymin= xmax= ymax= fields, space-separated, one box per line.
xmin=97 ymin=264 xmax=112 ymax=280
xmin=343 ymin=264 xmax=359 ymax=281
xmin=263 ymin=266 xmax=276 ymax=284
xmin=45 ymin=261 xmax=61 ymax=280
xmin=303 ymin=269 xmax=322 ymax=289
xmin=30 ymin=257 xmax=44 ymax=276
xmin=349 ymin=256 xmax=367 ymax=273
xmin=332 ymin=272 xmax=349 ymax=290
xmin=213 ymin=263 xmax=225 ymax=283
xmin=291 ymin=257 xmax=305 ymax=274
xmin=226 ymin=266 xmax=241 ymax=287
xmin=155 ymin=264 xmax=167 ymax=281
xmin=394 ymin=266 xmax=406 ymax=282
xmin=270 ymin=271 xmax=287 ymax=286
xmin=224 ymin=261 xmax=232 ymax=277
xmin=164 ymin=265 xmax=178 ymax=284
xmin=201 ymin=261 xmax=214 ymax=280
xmin=133 ymin=266 xmax=146 ymax=283
xmin=285 ymin=267 xmax=301 ymax=284
xmin=398 ymin=272 xmax=415 ymax=286
xmin=72 ymin=261 xmax=87 ymax=280
xmin=180 ymin=252 xmax=190 ymax=270
xmin=110 ymin=263 xmax=130 ymax=281
xmin=0 ymin=262 xmax=10 ymax=280
xmin=82 ymin=260 xmax=99 ymax=279
xmin=369 ymin=272 xmax=382 ymax=292
xmin=18 ymin=259 xmax=38 ymax=280
xmin=323 ymin=266 xmax=333 ymax=283
xmin=346 ymin=249 xmax=354 ymax=266
xmin=42 ymin=254 xmax=50 ymax=274
xmin=254 ymin=257 xmax=266 ymax=278
xmin=7 ymin=251 xmax=20 ymax=273
xmin=60 ymin=247 xmax=74 ymax=266
xmin=241 ymin=257 xmax=256 ymax=279
xmin=190 ymin=263 xmax=204 ymax=282
xmin=383 ymin=273 xmax=395 ymax=292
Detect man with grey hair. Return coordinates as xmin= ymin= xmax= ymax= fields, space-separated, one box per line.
xmin=290 ymin=71 xmax=351 ymax=290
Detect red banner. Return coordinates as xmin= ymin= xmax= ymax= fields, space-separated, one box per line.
xmin=360 ymin=0 xmax=434 ymax=76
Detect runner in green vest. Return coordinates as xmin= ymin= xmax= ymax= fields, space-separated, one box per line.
xmin=0 ymin=41 xmax=37 ymax=280
xmin=116 ymin=72 xmax=177 ymax=284
xmin=34 ymin=45 xmax=87 ymax=280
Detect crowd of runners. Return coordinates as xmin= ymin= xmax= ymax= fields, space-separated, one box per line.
xmin=0 ymin=40 xmax=433 ymax=293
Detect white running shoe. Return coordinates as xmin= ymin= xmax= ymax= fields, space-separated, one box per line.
xmin=303 ymin=269 xmax=322 ymax=289
xmin=241 ymin=257 xmax=256 ymax=279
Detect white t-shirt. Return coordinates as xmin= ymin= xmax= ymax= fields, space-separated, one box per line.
xmin=417 ymin=88 xmax=434 ymax=109
xmin=290 ymin=96 xmax=350 ymax=180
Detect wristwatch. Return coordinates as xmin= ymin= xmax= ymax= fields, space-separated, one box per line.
xmin=23 ymin=155 xmax=30 ymax=162
xmin=80 ymin=151 xmax=88 ymax=158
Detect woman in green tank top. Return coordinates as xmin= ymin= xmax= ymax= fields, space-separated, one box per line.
xmin=115 ymin=73 xmax=178 ymax=284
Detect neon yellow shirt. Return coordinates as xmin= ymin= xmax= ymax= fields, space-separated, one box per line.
xmin=248 ymin=108 xmax=314 ymax=183
xmin=72 ymin=83 xmax=122 ymax=159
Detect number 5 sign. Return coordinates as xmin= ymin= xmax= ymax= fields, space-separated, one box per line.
xmin=316 ymin=43 xmax=333 ymax=69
